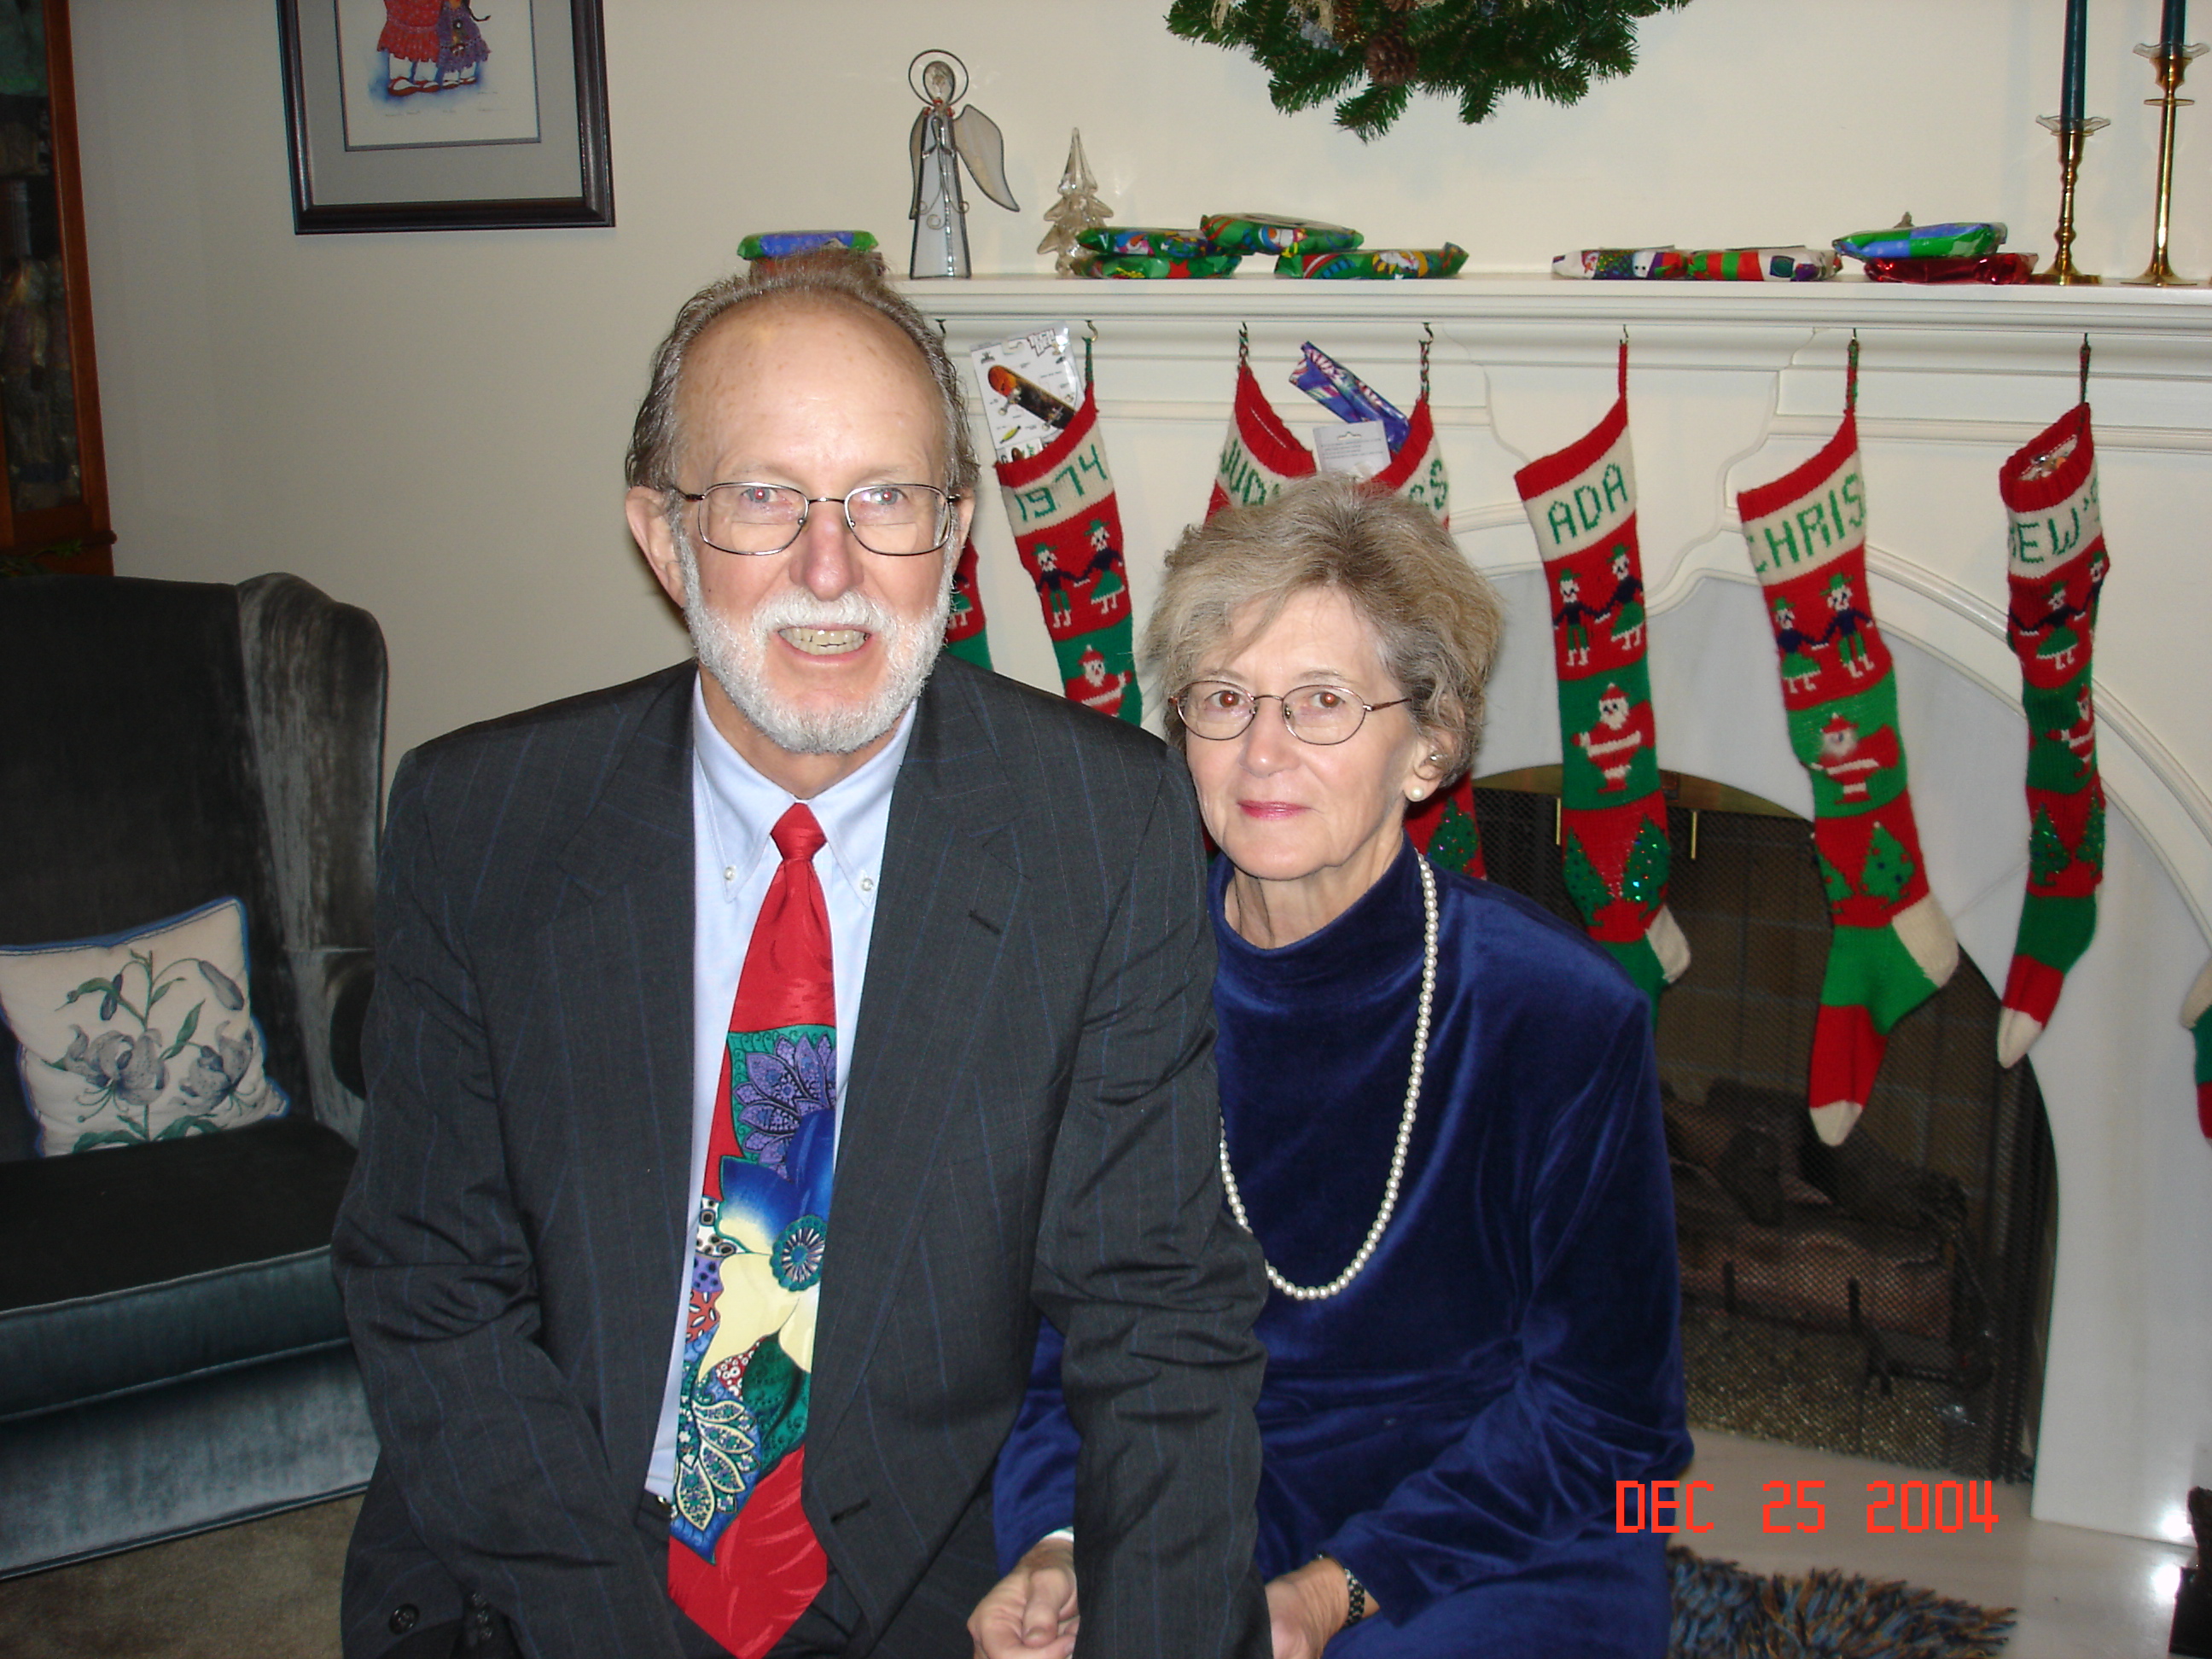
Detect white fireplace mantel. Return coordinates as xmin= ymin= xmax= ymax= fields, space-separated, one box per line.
xmin=917 ymin=275 xmax=2212 ymax=1546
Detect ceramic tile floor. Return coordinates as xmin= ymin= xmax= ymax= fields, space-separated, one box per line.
xmin=1679 ymin=1429 xmax=2194 ymax=1656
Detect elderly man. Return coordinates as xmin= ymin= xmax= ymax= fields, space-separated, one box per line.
xmin=333 ymin=256 xmax=1269 ymax=1659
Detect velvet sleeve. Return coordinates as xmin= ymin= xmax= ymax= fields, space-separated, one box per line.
xmin=990 ymin=1320 xmax=1080 ymax=1573
xmin=1322 ymin=992 xmax=1691 ymax=1621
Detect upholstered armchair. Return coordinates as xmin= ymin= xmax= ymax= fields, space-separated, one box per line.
xmin=0 ymin=573 xmax=385 ymax=1574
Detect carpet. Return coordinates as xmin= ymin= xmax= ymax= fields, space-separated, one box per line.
xmin=1670 ymin=1545 xmax=2016 ymax=1657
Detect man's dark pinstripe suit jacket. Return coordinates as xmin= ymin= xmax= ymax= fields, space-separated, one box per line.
xmin=332 ymin=655 xmax=1271 ymax=1659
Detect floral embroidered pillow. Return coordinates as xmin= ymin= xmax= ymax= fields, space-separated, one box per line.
xmin=0 ymin=897 xmax=289 ymax=1156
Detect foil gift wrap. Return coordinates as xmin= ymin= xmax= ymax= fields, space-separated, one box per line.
xmin=1862 ymin=253 xmax=2040 ymax=283
xmin=1835 ymin=221 xmax=2006 ymax=261
xmin=1275 ymin=244 xmax=1469 ymax=279
xmin=1075 ymin=226 xmax=1215 ymax=259
xmin=1199 ymin=212 xmax=1364 ymax=255
xmin=1553 ymin=247 xmax=1688 ymax=279
xmin=1072 ymin=250 xmax=1244 ymax=278
xmin=738 ymin=229 xmax=879 ymax=260
xmin=1290 ymin=343 xmax=1411 ymax=450
xmin=1678 ymin=247 xmax=1839 ymax=281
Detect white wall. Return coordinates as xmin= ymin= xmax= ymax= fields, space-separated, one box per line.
xmin=67 ymin=0 xmax=2212 ymax=768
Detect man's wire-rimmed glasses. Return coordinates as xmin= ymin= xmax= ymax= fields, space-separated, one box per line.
xmin=671 ymin=481 xmax=961 ymax=557
xmin=1171 ymin=681 xmax=1411 ymax=746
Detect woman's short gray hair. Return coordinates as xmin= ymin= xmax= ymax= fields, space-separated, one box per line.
xmin=623 ymin=251 xmax=979 ymax=498
xmin=1142 ymin=474 xmax=1505 ymax=782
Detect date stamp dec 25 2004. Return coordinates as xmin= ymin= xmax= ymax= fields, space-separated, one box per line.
xmin=1615 ymin=1479 xmax=2003 ymax=1535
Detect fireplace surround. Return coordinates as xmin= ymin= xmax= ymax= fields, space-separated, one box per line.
xmin=923 ymin=276 xmax=2212 ymax=1545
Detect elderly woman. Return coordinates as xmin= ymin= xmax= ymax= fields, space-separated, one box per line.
xmin=973 ymin=474 xmax=1690 ymax=1659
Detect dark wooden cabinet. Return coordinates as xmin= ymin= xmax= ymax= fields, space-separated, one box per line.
xmin=0 ymin=0 xmax=108 ymax=574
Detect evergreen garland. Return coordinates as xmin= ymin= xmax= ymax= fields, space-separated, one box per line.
xmin=1167 ymin=0 xmax=1693 ymax=139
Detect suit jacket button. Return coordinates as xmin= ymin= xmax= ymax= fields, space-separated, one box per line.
xmin=388 ymin=1604 xmax=420 ymax=1634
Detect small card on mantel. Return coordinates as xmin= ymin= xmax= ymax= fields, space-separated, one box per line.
xmin=1313 ymin=420 xmax=1392 ymax=480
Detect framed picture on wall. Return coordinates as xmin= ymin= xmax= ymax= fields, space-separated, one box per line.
xmin=277 ymin=0 xmax=613 ymax=232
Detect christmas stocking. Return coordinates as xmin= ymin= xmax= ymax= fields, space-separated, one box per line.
xmin=2184 ymin=959 xmax=2212 ymax=1141
xmin=1513 ymin=341 xmax=1688 ymax=1012
xmin=1206 ymin=330 xmax=1449 ymax=523
xmin=1994 ymin=402 xmax=2108 ymax=1065
xmin=1735 ymin=344 xmax=1958 ymax=1145
xmin=1408 ymin=777 xmax=1487 ymax=880
xmin=995 ymin=380 xmax=1142 ymax=724
xmin=942 ymin=533 xmax=992 ymax=670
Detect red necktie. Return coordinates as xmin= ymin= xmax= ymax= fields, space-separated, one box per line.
xmin=668 ymin=805 xmax=834 ymax=1657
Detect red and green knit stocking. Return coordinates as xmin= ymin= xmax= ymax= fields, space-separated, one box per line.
xmin=1995 ymin=401 xmax=2108 ymax=1065
xmin=2185 ymin=960 xmax=2212 ymax=1141
xmin=1513 ymin=341 xmax=1688 ymax=1012
xmin=942 ymin=533 xmax=992 ymax=670
xmin=1206 ymin=329 xmax=1449 ymax=523
xmin=1409 ymin=778 xmax=1487 ymax=880
xmin=1736 ymin=346 xmax=1958 ymax=1145
xmin=995 ymin=381 xmax=1141 ymax=724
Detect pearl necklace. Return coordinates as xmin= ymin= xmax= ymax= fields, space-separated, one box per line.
xmin=1218 ymin=853 xmax=1438 ymax=1302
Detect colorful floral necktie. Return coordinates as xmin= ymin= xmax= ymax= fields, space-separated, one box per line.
xmin=668 ymin=805 xmax=834 ymax=1657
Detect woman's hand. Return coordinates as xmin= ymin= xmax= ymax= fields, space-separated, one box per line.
xmin=968 ymin=1535 xmax=1080 ymax=1659
xmin=1264 ymin=1556 xmax=1368 ymax=1659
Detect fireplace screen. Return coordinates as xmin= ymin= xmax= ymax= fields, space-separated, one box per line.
xmin=1470 ymin=778 xmax=2058 ymax=1482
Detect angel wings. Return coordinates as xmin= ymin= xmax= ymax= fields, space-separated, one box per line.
xmin=908 ymin=53 xmax=1018 ymax=279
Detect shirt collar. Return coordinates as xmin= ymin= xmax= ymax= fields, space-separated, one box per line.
xmin=690 ymin=674 xmax=915 ymax=901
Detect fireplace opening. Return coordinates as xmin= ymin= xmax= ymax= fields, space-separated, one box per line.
xmin=1468 ymin=771 xmax=2059 ymax=1482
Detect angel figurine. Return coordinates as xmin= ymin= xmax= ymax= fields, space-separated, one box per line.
xmin=908 ymin=51 xmax=1019 ymax=280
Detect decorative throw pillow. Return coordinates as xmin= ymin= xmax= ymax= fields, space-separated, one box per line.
xmin=0 ymin=897 xmax=289 ymax=1156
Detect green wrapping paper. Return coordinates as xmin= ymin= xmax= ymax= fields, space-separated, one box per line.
xmin=1073 ymin=250 xmax=1243 ymax=279
xmin=1277 ymin=244 xmax=1469 ymax=279
xmin=1199 ymin=212 xmax=1363 ymax=255
xmin=1075 ymin=226 xmax=1214 ymax=258
xmin=1835 ymin=221 xmax=2006 ymax=261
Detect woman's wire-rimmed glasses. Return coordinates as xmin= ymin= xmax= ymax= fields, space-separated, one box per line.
xmin=1171 ymin=680 xmax=1411 ymax=746
xmin=671 ymin=481 xmax=961 ymax=557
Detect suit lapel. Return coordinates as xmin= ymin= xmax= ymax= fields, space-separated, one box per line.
xmin=809 ymin=664 xmax=1025 ymax=1450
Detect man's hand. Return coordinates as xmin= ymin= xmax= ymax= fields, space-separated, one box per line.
xmin=1264 ymin=1556 xmax=1366 ymax=1659
xmin=969 ymin=1535 xmax=1080 ymax=1659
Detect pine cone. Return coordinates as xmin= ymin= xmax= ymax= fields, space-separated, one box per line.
xmin=1365 ymin=24 xmax=1417 ymax=85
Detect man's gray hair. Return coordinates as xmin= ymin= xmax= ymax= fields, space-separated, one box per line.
xmin=1142 ymin=474 xmax=1505 ymax=783
xmin=624 ymin=251 xmax=980 ymax=498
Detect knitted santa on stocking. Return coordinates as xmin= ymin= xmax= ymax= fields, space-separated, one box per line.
xmin=1994 ymin=401 xmax=2108 ymax=1064
xmin=942 ymin=533 xmax=992 ymax=670
xmin=994 ymin=380 xmax=1141 ymax=724
xmin=1513 ymin=341 xmax=1688 ymax=1010
xmin=1206 ymin=329 xmax=1449 ymax=523
xmin=1735 ymin=343 xmax=1958 ymax=1144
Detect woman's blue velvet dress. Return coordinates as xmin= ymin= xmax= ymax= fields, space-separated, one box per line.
xmin=993 ymin=840 xmax=1692 ymax=1656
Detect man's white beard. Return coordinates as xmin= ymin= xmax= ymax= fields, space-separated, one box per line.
xmin=678 ymin=535 xmax=950 ymax=755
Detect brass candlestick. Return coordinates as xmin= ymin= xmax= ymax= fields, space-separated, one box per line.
xmin=2122 ymin=41 xmax=2207 ymax=286
xmin=2035 ymin=114 xmax=2110 ymax=284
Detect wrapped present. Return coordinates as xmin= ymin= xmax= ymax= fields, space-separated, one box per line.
xmin=1073 ymin=250 xmax=1243 ymax=279
xmin=1276 ymin=244 xmax=1468 ymax=279
xmin=1835 ymin=220 xmax=2006 ymax=261
xmin=1075 ymin=226 xmax=1215 ymax=259
xmin=1679 ymin=247 xmax=1839 ymax=281
xmin=1553 ymin=247 xmax=1688 ymax=280
xmin=1863 ymin=253 xmax=2039 ymax=284
xmin=1200 ymin=212 xmax=1363 ymax=255
xmin=1291 ymin=343 xmax=1411 ymax=449
xmin=739 ymin=230 xmax=881 ymax=268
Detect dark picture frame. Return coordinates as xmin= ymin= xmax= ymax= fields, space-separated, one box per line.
xmin=277 ymin=0 xmax=613 ymax=233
